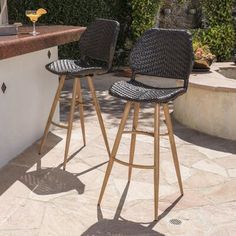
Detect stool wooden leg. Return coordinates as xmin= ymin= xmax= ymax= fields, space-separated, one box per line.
xmin=39 ymin=75 xmax=66 ymax=154
xmin=128 ymin=102 xmax=140 ymax=181
xmin=154 ymin=103 xmax=160 ymax=221
xmin=63 ymin=78 xmax=78 ymax=170
xmin=163 ymin=103 xmax=183 ymax=195
xmin=98 ymin=102 xmax=132 ymax=205
xmin=87 ymin=76 xmax=111 ymax=156
xmin=76 ymin=78 xmax=86 ymax=146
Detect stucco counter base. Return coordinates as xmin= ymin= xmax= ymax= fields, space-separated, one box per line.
xmin=0 ymin=26 xmax=85 ymax=167
xmin=174 ymin=62 xmax=236 ymax=141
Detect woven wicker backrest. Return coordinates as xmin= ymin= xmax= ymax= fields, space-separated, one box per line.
xmin=79 ymin=19 xmax=120 ymax=70
xmin=130 ymin=28 xmax=194 ymax=81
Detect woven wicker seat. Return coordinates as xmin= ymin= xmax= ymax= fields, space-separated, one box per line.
xmin=46 ymin=59 xmax=106 ymax=76
xmin=98 ymin=28 xmax=194 ymax=221
xmin=39 ymin=19 xmax=120 ymax=170
xmin=110 ymin=80 xmax=186 ymax=103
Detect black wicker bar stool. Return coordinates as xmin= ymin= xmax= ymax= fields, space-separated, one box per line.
xmin=98 ymin=28 xmax=194 ymax=220
xmin=39 ymin=19 xmax=120 ymax=170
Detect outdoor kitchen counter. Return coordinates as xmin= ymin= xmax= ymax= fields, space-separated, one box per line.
xmin=174 ymin=62 xmax=236 ymax=141
xmin=0 ymin=25 xmax=85 ymax=168
xmin=0 ymin=25 xmax=86 ymax=60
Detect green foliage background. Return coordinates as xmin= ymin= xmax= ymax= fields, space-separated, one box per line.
xmin=8 ymin=0 xmax=114 ymax=60
xmin=194 ymin=0 xmax=235 ymax=61
xmin=8 ymin=0 xmax=162 ymax=66
xmin=131 ymin=0 xmax=162 ymax=40
xmin=7 ymin=0 xmax=236 ymax=63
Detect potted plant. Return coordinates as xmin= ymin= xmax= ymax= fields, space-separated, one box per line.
xmin=193 ymin=41 xmax=215 ymax=71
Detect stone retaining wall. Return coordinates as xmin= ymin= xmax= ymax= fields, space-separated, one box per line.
xmin=158 ymin=0 xmax=201 ymax=29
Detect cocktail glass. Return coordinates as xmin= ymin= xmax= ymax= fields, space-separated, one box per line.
xmin=25 ymin=10 xmax=41 ymax=36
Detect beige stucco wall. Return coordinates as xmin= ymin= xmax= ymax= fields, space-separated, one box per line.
xmin=174 ymin=85 xmax=236 ymax=141
xmin=0 ymin=47 xmax=59 ymax=168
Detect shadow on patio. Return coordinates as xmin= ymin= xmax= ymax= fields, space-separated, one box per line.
xmin=0 ymin=133 xmax=63 ymax=196
xmin=0 ymin=73 xmax=236 ymax=235
xmin=81 ymin=183 xmax=178 ymax=236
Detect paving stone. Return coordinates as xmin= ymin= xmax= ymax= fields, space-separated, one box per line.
xmin=1 ymin=73 xmax=236 ymax=234
xmin=176 ymin=145 xmax=208 ymax=167
xmin=214 ymin=155 xmax=236 ymax=169
xmin=161 ymin=160 xmax=192 ymax=185
xmin=194 ymin=146 xmax=232 ymax=159
xmin=0 ymin=199 xmax=46 ymax=231
xmin=163 ymin=189 xmax=212 ymax=211
xmin=228 ymin=169 xmax=236 ymax=178
xmin=207 ymin=222 xmax=236 ymax=236
xmin=203 ymin=180 xmax=236 ymax=204
xmin=192 ymin=159 xmax=228 ymax=177
xmin=184 ymin=170 xmax=226 ymax=189
xmin=0 ymin=229 xmax=40 ymax=236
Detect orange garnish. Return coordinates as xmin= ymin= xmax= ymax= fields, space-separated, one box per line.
xmin=36 ymin=8 xmax=47 ymax=16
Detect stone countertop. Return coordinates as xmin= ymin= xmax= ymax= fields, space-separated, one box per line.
xmin=189 ymin=62 xmax=236 ymax=92
xmin=0 ymin=25 xmax=86 ymax=60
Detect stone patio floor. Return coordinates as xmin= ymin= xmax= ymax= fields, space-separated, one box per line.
xmin=0 ymin=73 xmax=236 ymax=236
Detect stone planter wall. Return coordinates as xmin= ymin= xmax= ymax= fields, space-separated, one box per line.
xmin=157 ymin=0 xmax=201 ymax=29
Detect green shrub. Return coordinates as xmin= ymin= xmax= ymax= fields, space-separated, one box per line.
xmin=193 ymin=24 xmax=235 ymax=61
xmin=108 ymin=1 xmax=132 ymax=66
xmin=202 ymin=25 xmax=235 ymax=61
xmin=131 ymin=0 xmax=161 ymax=41
xmin=8 ymin=0 xmax=161 ymax=66
xmin=112 ymin=0 xmax=162 ymax=66
xmin=199 ymin=0 xmax=235 ymax=61
xmin=8 ymin=0 xmax=112 ymax=25
xmin=202 ymin=0 xmax=233 ymax=26
xmin=8 ymin=0 xmax=114 ymax=59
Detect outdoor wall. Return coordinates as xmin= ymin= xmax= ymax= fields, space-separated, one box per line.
xmin=0 ymin=47 xmax=59 ymax=168
xmin=158 ymin=0 xmax=201 ymax=29
xmin=174 ymin=86 xmax=236 ymax=141
xmin=174 ymin=63 xmax=236 ymax=141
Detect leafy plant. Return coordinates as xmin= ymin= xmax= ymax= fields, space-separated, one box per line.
xmin=8 ymin=0 xmax=114 ymax=60
xmin=8 ymin=0 xmax=162 ymax=67
xmin=203 ymin=25 xmax=235 ymax=61
xmin=193 ymin=42 xmax=214 ymax=60
xmin=198 ymin=0 xmax=236 ymax=61
xmin=114 ymin=0 xmax=162 ymax=66
xmin=192 ymin=41 xmax=215 ymax=69
xmin=201 ymin=0 xmax=233 ymax=26
xmin=131 ymin=0 xmax=161 ymax=41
